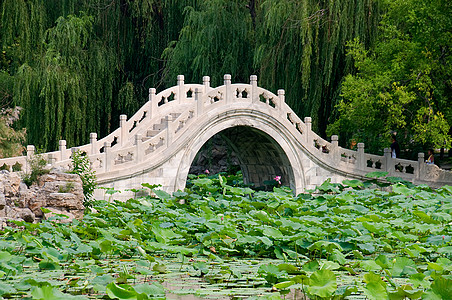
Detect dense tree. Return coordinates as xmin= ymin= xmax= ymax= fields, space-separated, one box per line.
xmin=1 ymin=0 xmax=196 ymax=151
xmin=327 ymin=0 xmax=452 ymax=156
xmin=164 ymin=0 xmax=380 ymax=135
xmin=1 ymin=0 xmax=449 ymax=157
xmin=255 ymin=0 xmax=380 ymax=135
xmin=163 ymin=0 xmax=254 ymax=86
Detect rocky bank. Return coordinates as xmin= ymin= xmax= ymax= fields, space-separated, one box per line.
xmin=0 ymin=169 xmax=84 ymax=228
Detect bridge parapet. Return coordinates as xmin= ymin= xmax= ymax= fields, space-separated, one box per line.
xmin=0 ymin=74 xmax=450 ymax=190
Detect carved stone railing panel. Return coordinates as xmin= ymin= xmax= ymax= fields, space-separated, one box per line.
xmin=206 ymin=87 xmax=225 ymax=104
xmin=340 ymin=148 xmax=357 ymax=165
xmin=393 ymin=158 xmax=417 ymax=175
xmin=364 ymin=153 xmax=385 ymax=171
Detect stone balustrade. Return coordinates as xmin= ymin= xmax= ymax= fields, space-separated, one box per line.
xmin=0 ymin=74 xmax=450 ymax=195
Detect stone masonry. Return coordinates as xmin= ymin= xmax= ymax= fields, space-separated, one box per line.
xmin=0 ymin=74 xmax=450 ymax=201
xmin=0 ymin=169 xmax=84 ymax=227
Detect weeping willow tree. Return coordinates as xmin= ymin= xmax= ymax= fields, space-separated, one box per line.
xmin=162 ymin=0 xmax=254 ymax=86
xmin=14 ymin=14 xmax=115 ymax=149
xmin=2 ymin=0 xmax=382 ymax=152
xmin=1 ymin=0 xmax=196 ymax=151
xmin=163 ymin=0 xmax=380 ymax=135
xmin=255 ymin=0 xmax=380 ymax=135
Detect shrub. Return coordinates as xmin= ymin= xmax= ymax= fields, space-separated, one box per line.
xmin=70 ymin=150 xmax=96 ymax=205
xmin=22 ymin=154 xmax=49 ymax=187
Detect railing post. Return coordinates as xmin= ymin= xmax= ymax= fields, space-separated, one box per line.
xmin=59 ymin=140 xmax=66 ymax=161
xmin=203 ymin=76 xmax=210 ymax=93
xmin=224 ymin=74 xmax=232 ymax=104
xmin=277 ymin=89 xmax=285 ymax=111
xmin=26 ymin=145 xmax=35 ymax=158
xmin=135 ymin=134 xmax=142 ymax=162
xmin=177 ymin=75 xmax=184 ymax=103
xmin=331 ymin=135 xmax=339 ymax=161
xmin=417 ymin=152 xmax=425 ymax=180
xmin=149 ymin=88 xmax=156 ymax=119
xmin=104 ymin=142 xmax=111 ymax=172
xmin=120 ymin=114 xmax=127 ymax=146
xmin=357 ymin=143 xmax=365 ymax=170
xmin=90 ymin=132 xmax=97 ymax=155
xmin=250 ymin=75 xmax=258 ymax=104
xmin=195 ymin=88 xmax=203 ymax=117
xmin=384 ymin=148 xmax=393 ymax=175
xmin=304 ymin=117 xmax=312 ymax=145
xmin=26 ymin=145 xmax=35 ymax=173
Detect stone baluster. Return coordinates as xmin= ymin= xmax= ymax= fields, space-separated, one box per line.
xmin=331 ymin=135 xmax=339 ymax=162
xmin=195 ymin=88 xmax=203 ymax=117
xmin=59 ymin=140 xmax=66 ymax=161
xmin=277 ymin=89 xmax=285 ymax=111
xmin=90 ymin=132 xmax=97 ymax=155
xmin=27 ymin=145 xmax=35 ymax=158
xmin=135 ymin=134 xmax=142 ymax=162
xmin=119 ymin=114 xmax=127 ymax=146
xmin=250 ymin=75 xmax=258 ymax=104
xmin=304 ymin=117 xmax=312 ymax=145
xmin=384 ymin=148 xmax=394 ymax=175
xmin=149 ymin=88 xmax=156 ymax=119
xmin=224 ymin=74 xmax=232 ymax=104
xmin=177 ymin=75 xmax=184 ymax=103
xmin=104 ymin=142 xmax=111 ymax=172
xmin=203 ymin=76 xmax=210 ymax=93
xmin=26 ymin=145 xmax=35 ymax=173
xmin=357 ymin=143 xmax=365 ymax=170
xmin=417 ymin=152 xmax=425 ymax=180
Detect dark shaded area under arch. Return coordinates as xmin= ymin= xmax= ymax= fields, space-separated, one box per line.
xmin=189 ymin=126 xmax=294 ymax=189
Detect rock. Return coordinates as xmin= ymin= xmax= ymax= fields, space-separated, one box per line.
xmin=0 ymin=169 xmax=84 ymax=223
xmin=43 ymin=207 xmax=76 ymax=224
xmin=4 ymin=173 xmax=20 ymax=197
xmin=6 ymin=207 xmax=35 ymax=223
xmin=46 ymin=192 xmax=84 ymax=210
xmin=0 ymin=193 xmax=5 ymax=210
xmin=28 ymin=197 xmax=47 ymax=217
xmin=38 ymin=172 xmax=81 ymax=187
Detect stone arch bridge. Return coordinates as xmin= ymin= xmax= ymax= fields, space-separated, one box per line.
xmin=1 ymin=75 xmax=451 ymax=199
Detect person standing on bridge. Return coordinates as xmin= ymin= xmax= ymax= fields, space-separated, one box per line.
xmin=426 ymin=149 xmax=434 ymax=164
xmin=390 ymin=134 xmax=400 ymax=158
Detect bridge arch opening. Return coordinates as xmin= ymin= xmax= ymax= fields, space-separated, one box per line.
xmin=188 ymin=126 xmax=295 ymax=190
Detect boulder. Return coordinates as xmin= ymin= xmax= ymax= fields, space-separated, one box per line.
xmin=44 ymin=207 xmax=76 ymax=224
xmin=0 ymin=170 xmax=85 ymax=223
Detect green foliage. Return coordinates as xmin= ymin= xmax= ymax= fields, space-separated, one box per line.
xmin=70 ymin=150 xmax=96 ymax=204
xmin=164 ymin=0 xmax=380 ymax=135
xmin=1 ymin=0 xmax=383 ymax=151
xmin=22 ymin=153 xmax=49 ymax=187
xmin=0 ymin=174 xmax=451 ymax=297
xmin=328 ymin=0 xmax=452 ymax=153
xmin=255 ymin=0 xmax=380 ymax=135
xmin=58 ymin=182 xmax=74 ymax=193
xmin=163 ymin=0 xmax=254 ymax=86
xmin=0 ymin=106 xmax=25 ymax=158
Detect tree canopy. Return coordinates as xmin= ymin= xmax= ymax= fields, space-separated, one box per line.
xmin=0 ymin=0 xmax=450 ymax=155
xmin=327 ymin=0 xmax=452 ymax=155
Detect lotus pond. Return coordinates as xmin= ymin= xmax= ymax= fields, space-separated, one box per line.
xmin=0 ymin=173 xmax=451 ymax=299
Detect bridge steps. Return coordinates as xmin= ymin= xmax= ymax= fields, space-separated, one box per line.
xmin=140 ymin=113 xmax=182 ymax=141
